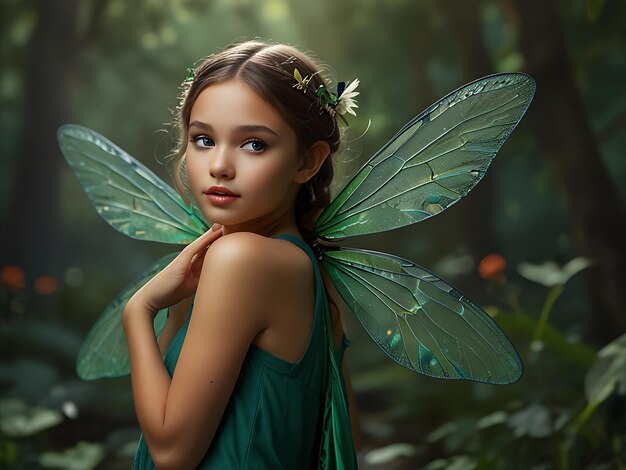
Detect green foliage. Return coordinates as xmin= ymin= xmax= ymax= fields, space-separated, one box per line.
xmin=357 ymin=263 xmax=624 ymax=468
xmin=1 ymin=399 xmax=63 ymax=438
xmin=39 ymin=441 xmax=105 ymax=470
xmin=584 ymin=334 xmax=626 ymax=408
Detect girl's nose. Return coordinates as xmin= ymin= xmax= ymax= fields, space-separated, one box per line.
xmin=209 ymin=147 xmax=235 ymax=179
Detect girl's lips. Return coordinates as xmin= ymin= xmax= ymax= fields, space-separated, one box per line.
xmin=203 ymin=186 xmax=239 ymax=206
xmin=204 ymin=193 xmax=239 ymax=206
xmin=204 ymin=186 xmax=238 ymax=196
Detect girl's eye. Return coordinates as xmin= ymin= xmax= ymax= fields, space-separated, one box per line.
xmin=241 ymin=139 xmax=266 ymax=153
xmin=192 ymin=136 xmax=215 ymax=148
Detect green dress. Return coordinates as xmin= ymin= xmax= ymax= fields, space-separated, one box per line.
xmin=132 ymin=235 xmax=358 ymax=469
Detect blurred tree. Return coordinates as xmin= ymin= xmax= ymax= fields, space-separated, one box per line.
xmin=506 ymin=0 xmax=626 ymax=339
xmin=1 ymin=0 xmax=79 ymax=277
xmin=438 ymin=0 xmax=500 ymax=258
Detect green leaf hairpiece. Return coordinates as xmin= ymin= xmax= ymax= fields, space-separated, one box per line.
xmin=183 ymin=67 xmax=196 ymax=84
xmin=293 ymin=68 xmax=317 ymax=92
xmin=292 ymin=68 xmax=360 ymax=126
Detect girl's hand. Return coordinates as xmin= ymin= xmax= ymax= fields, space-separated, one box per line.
xmin=129 ymin=224 xmax=223 ymax=314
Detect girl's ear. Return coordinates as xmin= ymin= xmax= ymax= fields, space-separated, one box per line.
xmin=294 ymin=140 xmax=331 ymax=184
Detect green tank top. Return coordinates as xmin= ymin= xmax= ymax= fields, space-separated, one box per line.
xmin=132 ymin=235 xmax=357 ymax=469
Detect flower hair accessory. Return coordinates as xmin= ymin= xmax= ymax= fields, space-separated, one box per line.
xmin=293 ymin=68 xmax=359 ymax=126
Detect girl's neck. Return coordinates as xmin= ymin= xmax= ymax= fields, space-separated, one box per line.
xmin=221 ymin=210 xmax=302 ymax=239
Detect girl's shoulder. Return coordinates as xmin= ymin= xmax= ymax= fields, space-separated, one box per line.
xmin=199 ymin=232 xmax=313 ymax=327
xmin=206 ymin=232 xmax=312 ymax=281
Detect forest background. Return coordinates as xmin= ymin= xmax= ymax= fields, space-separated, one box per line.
xmin=1 ymin=0 xmax=625 ymax=468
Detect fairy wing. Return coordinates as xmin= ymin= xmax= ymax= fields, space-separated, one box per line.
xmin=58 ymin=124 xmax=209 ymax=244
xmin=315 ymin=73 xmax=535 ymax=240
xmin=323 ymin=248 xmax=521 ymax=384
xmin=58 ymin=125 xmax=206 ymax=378
xmin=77 ymin=253 xmax=179 ymax=380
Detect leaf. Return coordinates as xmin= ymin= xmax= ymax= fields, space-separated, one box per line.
xmin=426 ymin=422 xmax=457 ymax=443
xmin=423 ymin=456 xmax=477 ymax=470
xmin=364 ymin=443 xmax=420 ymax=465
xmin=39 ymin=441 xmax=105 ymax=470
xmin=585 ymin=333 xmax=626 ymax=405
xmin=517 ymin=261 xmax=563 ymax=287
xmin=475 ymin=410 xmax=508 ymax=429
xmin=491 ymin=309 xmax=596 ymax=369
xmin=507 ymin=403 xmax=551 ymax=438
xmin=517 ymin=257 xmax=594 ymax=287
xmin=0 ymin=398 xmax=63 ymax=437
xmin=561 ymin=257 xmax=595 ymax=283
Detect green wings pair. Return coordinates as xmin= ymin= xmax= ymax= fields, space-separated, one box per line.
xmin=59 ymin=73 xmax=535 ymax=384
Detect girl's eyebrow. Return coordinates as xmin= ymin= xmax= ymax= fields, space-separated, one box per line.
xmin=189 ymin=121 xmax=278 ymax=137
xmin=189 ymin=120 xmax=213 ymax=131
xmin=238 ymin=124 xmax=279 ymax=137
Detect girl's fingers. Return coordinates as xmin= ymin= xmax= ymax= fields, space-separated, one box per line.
xmin=190 ymin=243 xmax=211 ymax=265
xmin=183 ymin=225 xmax=223 ymax=259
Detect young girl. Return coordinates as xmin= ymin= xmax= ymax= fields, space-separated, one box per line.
xmin=123 ymin=40 xmax=361 ymax=469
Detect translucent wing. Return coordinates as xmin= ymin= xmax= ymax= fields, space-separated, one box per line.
xmin=58 ymin=124 xmax=209 ymax=244
xmin=77 ymin=252 xmax=178 ymax=380
xmin=315 ymin=73 xmax=535 ymax=240
xmin=322 ymin=248 xmax=522 ymax=384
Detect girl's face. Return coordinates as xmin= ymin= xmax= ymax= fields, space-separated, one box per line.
xmin=185 ymin=79 xmax=303 ymax=234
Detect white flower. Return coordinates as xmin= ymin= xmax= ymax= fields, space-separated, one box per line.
xmin=335 ymin=79 xmax=360 ymax=116
xmin=517 ymin=256 xmax=594 ymax=287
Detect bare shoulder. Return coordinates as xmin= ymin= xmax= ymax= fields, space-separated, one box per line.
xmin=203 ymin=232 xmax=312 ymax=295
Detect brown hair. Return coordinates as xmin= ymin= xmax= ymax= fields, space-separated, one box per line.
xmin=168 ymin=40 xmax=341 ymax=242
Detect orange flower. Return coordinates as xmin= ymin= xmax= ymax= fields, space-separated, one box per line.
xmin=1 ymin=265 xmax=25 ymax=292
xmin=34 ymin=276 xmax=59 ymax=295
xmin=479 ymin=254 xmax=507 ymax=281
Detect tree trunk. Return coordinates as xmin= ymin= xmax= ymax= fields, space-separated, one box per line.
xmin=507 ymin=0 xmax=626 ymax=339
xmin=439 ymin=0 xmax=501 ymax=259
xmin=1 ymin=0 xmax=79 ymax=278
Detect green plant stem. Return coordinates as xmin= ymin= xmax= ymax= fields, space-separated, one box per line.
xmin=574 ymin=401 xmax=599 ymax=433
xmin=533 ymin=284 xmax=564 ymax=344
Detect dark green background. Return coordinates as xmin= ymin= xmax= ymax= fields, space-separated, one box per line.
xmin=1 ymin=0 xmax=625 ymax=468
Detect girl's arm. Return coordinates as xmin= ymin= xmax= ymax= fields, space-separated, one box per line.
xmin=123 ymin=233 xmax=274 ymax=469
xmin=158 ymin=296 xmax=194 ymax=355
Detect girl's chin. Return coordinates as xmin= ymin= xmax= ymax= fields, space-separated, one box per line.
xmin=197 ymin=208 xmax=234 ymax=227
xmin=203 ymin=217 xmax=248 ymax=231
